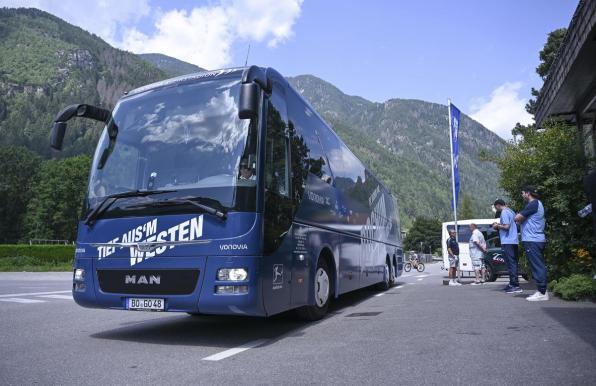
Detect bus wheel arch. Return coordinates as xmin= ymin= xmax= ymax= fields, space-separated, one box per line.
xmin=296 ymin=248 xmax=335 ymax=321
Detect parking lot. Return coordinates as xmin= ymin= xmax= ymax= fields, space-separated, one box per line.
xmin=1 ymin=264 xmax=595 ymax=385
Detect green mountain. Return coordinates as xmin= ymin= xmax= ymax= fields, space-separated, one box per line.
xmin=139 ymin=53 xmax=205 ymax=77
xmin=0 ymin=8 xmax=504 ymax=228
xmin=0 ymin=8 xmax=167 ymax=157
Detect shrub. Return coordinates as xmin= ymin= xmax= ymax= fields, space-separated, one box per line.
xmin=0 ymin=244 xmax=74 ymax=262
xmin=552 ymin=274 xmax=596 ymax=301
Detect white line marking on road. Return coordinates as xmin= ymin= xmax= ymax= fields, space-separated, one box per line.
xmin=0 ymin=298 xmax=46 ymax=304
xmin=0 ymin=290 xmax=70 ymax=299
xmin=415 ymin=274 xmax=428 ymax=278
xmin=38 ymin=294 xmax=72 ymax=300
xmin=374 ymin=293 xmax=385 ymax=297
xmin=395 ymin=285 xmax=404 ymax=289
xmin=417 ymin=278 xmax=424 ymax=281
xmin=202 ymin=339 xmax=269 ymax=361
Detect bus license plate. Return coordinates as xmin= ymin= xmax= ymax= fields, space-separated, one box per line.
xmin=127 ymin=298 xmax=164 ymax=311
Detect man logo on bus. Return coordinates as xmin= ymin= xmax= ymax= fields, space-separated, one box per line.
xmin=273 ymin=264 xmax=283 ymax=288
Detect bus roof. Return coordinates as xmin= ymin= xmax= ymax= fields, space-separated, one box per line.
xmin=125 ymin=67 xmax=247 ymax=97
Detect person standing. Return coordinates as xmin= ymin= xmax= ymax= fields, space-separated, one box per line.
xmin=446 ymin=229 xmax=462 ymax=286
xmin=468 ymin=223 xmax=487 ymax=285
xmin=515 ymin=185 xmax=548 ymax=301
xmin=492 ymin=199 xmax=521 ymax=293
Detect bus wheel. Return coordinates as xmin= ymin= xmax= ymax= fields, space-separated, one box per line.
xmin=297 ymin=258 xmax=331 ymax=321
xmin=376 ymin=261 xmax=391 ymax=291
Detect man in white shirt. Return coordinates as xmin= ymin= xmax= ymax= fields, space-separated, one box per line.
xmin=469 ymin=223 xmax=487 ymax=285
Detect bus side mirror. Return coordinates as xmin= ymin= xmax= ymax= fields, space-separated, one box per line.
xmin=239 ymin=82 xmax=259 ymax=119
xmin=50 ymin=104 xmax=112 ymax=151
xmin=50 ymin=121 xmax=67 ymax=150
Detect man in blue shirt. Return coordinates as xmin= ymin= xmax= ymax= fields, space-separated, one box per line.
xmin=514 ymin=185 xmax=548 ymax=301
xmin=493 ymin=199 xmax=521 ymax=293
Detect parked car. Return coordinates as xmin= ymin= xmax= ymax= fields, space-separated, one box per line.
xmin=483 ymin=239 xmax=528 ymax=282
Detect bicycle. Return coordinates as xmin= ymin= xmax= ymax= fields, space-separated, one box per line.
xmin=404 ymin=256 xmax=425 ymax=272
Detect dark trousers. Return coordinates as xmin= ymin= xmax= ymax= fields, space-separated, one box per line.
xmin=523 ymin=241 xmax=547 ymax=293
xmin=502 ymin=244 xmax=519 ymax=287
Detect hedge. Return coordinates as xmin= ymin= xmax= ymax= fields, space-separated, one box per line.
xmin=0 ymin=244 xmax=75 ymax=262
xmin=551 ymin=274 xmax=596 ymax=301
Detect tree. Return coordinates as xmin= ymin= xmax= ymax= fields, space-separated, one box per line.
xmin=525 ymin=28 xmax=567 ymax=115
xmin=458 ymin=194 xmax=475 ymax=220
xmin=0 ymin=146 xmax=41 ymax=243
xmin=404 ymin=217 xmax=442 ymax=253
xmin=498 ymin=120 xmax=594 ymax=278
xmin=536 ymin=28 xmax=567 ymax=80
xmin=24 ymin=155 xmax=91 ymax=242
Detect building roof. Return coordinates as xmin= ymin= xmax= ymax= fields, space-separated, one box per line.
xmin=535 ymin=0 xmax=596 ymax=126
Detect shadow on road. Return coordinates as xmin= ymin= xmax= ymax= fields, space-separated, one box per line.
xmin=90 ymin=285 xmax=389 ymax=348
xmin=542 ymin=306 xmax=596 ymax=350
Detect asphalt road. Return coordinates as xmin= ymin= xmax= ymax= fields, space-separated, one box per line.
xmin=1 ymin=264 xmax=595 ymax=385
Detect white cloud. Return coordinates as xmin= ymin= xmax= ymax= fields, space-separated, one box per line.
xmin=0 ymin=0 xmax=151 ymax=46
xmin=470 ymin=82 xmax=534 ymax=140
xmin=121 ymin=0 xmax=304 ymax=69
xmin=122 ymin=7 xmax=233 ymax=70
xmin=1 ymin=0 xmax=303 ymax=69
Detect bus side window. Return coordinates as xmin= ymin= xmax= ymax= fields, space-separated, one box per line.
xmin=265 ymin=97 xmax=289 ymax=198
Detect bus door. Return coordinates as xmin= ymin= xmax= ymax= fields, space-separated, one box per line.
xmin=262 ymin=79 xmax=294 ymax=315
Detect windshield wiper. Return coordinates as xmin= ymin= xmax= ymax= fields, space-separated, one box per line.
xmin=84 ymin=189 xmax=177 ymax=226
xmin=135 ymin=197 xmax=228 ymax=220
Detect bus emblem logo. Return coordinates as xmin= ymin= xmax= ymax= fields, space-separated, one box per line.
xmin=125 ymin=275 xmax=161 ymax=285
xmin=272 ymin=264 xmax=283 ymax=289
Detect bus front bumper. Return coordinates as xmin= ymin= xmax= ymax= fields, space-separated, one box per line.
xmin=72 ymin=255 xmax=266 ymax=316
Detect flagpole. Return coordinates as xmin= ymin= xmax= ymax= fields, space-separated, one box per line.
xmin=448 ymin=99 xmax=458 ymax=245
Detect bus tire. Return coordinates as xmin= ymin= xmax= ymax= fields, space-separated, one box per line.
xmin=297 ymin=258 xmax=332 ymax=321
xmin=376 ymin=260 xmax=392 ymax=291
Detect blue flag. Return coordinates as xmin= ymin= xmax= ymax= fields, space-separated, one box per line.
xmin=449 ymin=103 xmax=460 ymax=209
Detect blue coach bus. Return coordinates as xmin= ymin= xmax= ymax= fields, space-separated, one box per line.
xmin=50 ymin=66 xmax=403 ymax=320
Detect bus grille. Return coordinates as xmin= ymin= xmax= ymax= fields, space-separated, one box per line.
xmin=97 ymin=269 xmax=199 ymax=295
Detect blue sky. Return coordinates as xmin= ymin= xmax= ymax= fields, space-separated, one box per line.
xmin=1 ymin=0 xmax=578 ymax=138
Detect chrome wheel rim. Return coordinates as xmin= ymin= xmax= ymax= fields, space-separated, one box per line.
xmin=315 ymin=267 xmax=330 ymax=307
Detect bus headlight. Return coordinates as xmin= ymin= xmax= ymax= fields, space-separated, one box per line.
xmin=217 ymin=268 xmax=248 ymax=281
xmin=74 ymin=268 xmax=85 ymax=282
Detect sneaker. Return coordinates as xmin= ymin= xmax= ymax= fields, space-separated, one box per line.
xmin=506 ymin=286 xmax=523 ymax=294
xmin=502 ymin=284 xmax=513 ymax=291
xmin=526 ymin=291 xmax=549 ymax=301
xmin=448 ymin=281 xmax=462 ymax=286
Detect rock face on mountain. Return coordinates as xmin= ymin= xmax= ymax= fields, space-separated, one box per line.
xmin=0 ymin=8 xmax=504 ymax=224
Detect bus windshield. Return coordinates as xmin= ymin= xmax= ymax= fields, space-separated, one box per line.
xmin=86 ymin=76 xmax=258 ymax=218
